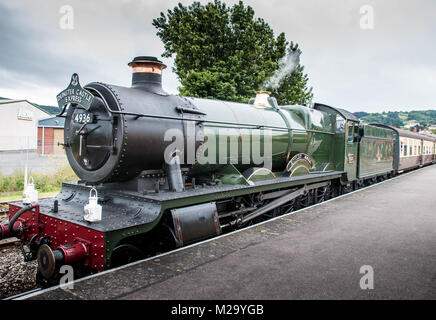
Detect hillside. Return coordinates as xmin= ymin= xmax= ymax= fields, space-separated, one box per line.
xmin=354 ymin=110 xmax=436 ymax=128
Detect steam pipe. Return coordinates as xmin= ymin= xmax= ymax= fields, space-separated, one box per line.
xmin=8 ymin=203 xmax=38 ymax=236
xmin=86 ymin=85 xmax=332 ymax=134
xmin=166 ymin=152 xmax=185 ymax=192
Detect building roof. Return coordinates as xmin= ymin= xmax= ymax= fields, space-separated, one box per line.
xmin=0 ymin=99 xmax=59 ymax=115
xmin=37 ymin=105 xmax=60 ymax=115
xmin=38 ymin=116 xmax=65 ymax=128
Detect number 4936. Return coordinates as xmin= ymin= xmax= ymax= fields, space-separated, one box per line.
xmin=74 ymin=113 xmax=91 ymax=123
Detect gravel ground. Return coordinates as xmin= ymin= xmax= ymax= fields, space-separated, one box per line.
xmin=0 ymin=215 xmax=39 ymax=299
xmin=0 ymin=244 xmax=38 ymax=299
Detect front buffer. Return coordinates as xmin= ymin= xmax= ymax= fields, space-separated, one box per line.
xmin=0 ymin=182 xmax=162 ymax=284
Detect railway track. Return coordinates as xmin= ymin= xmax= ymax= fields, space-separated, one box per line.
xmin=0 ymin=202 xmax=9 ymax=224
xmin=0 ymin=202 xmax=14 ymax=248
xmin=2 ymin=288 xmax=42 ymax=300
xmin=0 ymin=202 xmax=8 ymax=214
xmin=0 ymin=238 xmax=20 ymax=248
xmin=0 ymin=202 xmax=14 ymax=247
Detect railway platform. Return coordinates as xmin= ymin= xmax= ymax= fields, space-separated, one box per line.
xmin=21 ymin=165 xmax=436 ymax=300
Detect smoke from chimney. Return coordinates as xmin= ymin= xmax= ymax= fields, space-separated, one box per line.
xmin=263 ymin=49 xmax=301 ymax=90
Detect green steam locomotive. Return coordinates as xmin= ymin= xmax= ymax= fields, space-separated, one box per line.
xmin=1 ymin=56 xmax=433 ymax=284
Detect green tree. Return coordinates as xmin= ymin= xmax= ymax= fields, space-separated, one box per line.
xmin=153 ymin=0 xmax=313 ymax=105
xmin=353 ymin=109 xmax=436 ymax=128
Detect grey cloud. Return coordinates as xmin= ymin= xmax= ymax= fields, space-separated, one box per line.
xmin=0 ymin=0 xmax=435 ymax=112
xmin=0 ymin=3 xmax=95 ymax=85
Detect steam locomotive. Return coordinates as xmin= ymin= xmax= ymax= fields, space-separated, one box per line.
xmin=1 ymin=56 xmax=435 ymax=285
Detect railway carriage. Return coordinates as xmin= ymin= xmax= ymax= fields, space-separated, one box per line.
xmin=373 ymin=125 xmax=436 ymax=172
xmin=421 ymin=134 xmax=436 ymax=165
xmin=0 ymin=56 xmax=433 ymax=285
xmin=356 ymin=125 xmax=395 ymax=181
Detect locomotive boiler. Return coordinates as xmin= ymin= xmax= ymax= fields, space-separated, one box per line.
xmin=2 ymin=56 xmax=416 ymax=285
xmin=65 ymin=56 xmax=334 ymax=185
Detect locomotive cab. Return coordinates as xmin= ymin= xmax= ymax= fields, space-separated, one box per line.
xmin=314 ymin=103 xmax=359 ymax=182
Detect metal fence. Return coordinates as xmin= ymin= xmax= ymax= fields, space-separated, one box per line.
xmin=0 ymin=136 xmax=36 ymax=152
xmin=0 ymin=140 xmax=69 ymax=175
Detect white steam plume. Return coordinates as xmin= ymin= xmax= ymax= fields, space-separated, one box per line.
xmin=263 ymin=49 xmax=301 ymax=90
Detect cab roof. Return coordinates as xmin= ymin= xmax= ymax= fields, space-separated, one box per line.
xmin=313 ymin=103 xmax=360 ymax=122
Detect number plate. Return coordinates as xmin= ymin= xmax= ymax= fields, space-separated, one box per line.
xmin=74 ymin=112 xmax=92 ymax=124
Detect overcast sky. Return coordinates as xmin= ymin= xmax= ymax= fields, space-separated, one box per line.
xmin=0 ymin=0 xmax=435 ymax=112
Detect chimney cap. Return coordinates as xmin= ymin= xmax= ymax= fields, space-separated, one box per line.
xmin=128 ymin=56 xmax=167 ymax=69
xmin=253 ymin=91 xmax=272 ymax=109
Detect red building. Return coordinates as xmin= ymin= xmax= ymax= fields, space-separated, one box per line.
xmin=37 ymin=117 xmax=65 ymax=155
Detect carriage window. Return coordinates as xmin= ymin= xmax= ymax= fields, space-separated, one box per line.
xmin=418 ymin=146 xmax=421 ymax=155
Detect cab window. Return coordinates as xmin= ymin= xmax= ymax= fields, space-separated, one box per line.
xmin=347 ymin=122 xmax=354 ymax=143
xmin=336 ymin=115 xmax=345 ymax=133
xmin=354 ymin=124 xmax=360 ymax=142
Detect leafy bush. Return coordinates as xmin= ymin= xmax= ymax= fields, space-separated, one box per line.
xmin=0 ymin=166 xmax=77 ymax=194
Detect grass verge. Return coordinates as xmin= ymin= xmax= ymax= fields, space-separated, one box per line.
xmin=0 ymin=166 xmax=77 ymax=202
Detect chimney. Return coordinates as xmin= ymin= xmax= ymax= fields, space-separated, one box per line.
xmin=128 ymin=56 xmax=167 ymax=94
